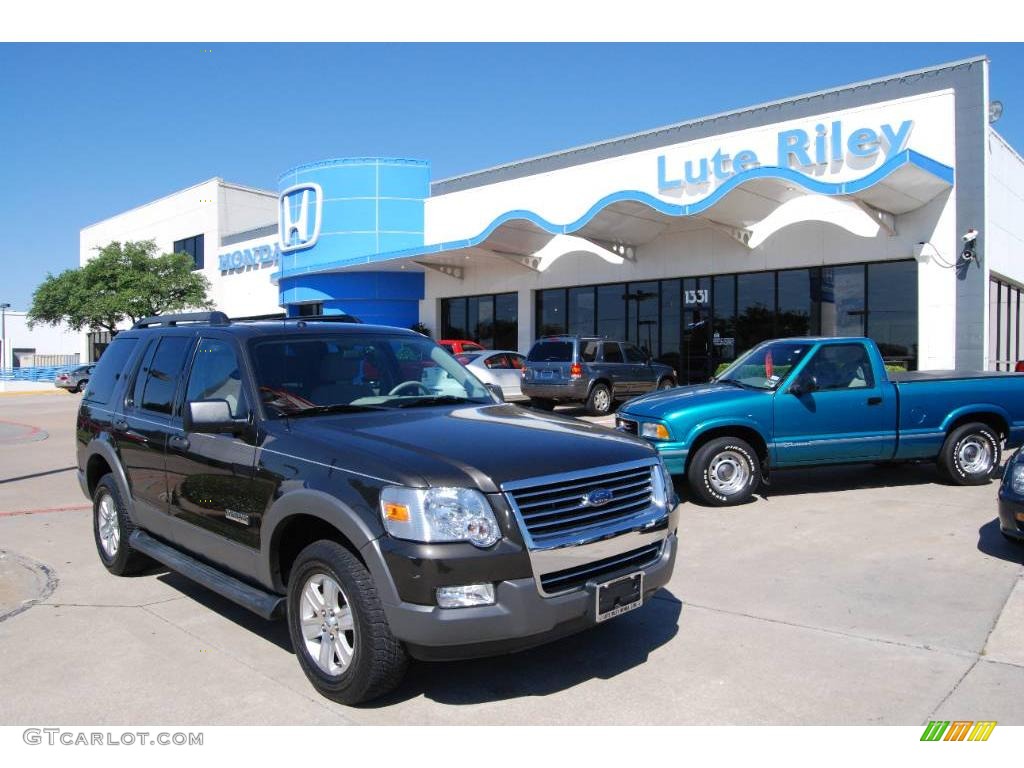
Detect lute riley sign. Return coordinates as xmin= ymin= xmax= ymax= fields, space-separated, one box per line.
xmin=657 ymin=119 xmax=914 ymax=192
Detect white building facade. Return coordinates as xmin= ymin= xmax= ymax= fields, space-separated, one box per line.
xmin=80 ymin=57 xmax=1024 ymax=379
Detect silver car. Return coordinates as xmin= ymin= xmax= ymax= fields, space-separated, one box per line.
xmin=457 ymin=350 xmax=528 ymax=401
xmin=54 ymin=364 xmax=95 ymax=393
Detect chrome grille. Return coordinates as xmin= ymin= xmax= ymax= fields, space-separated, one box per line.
xmin=507 ymin=464 xmax=656 ymax=546
xmin=539 ymin=543 xmax=662 ymax=594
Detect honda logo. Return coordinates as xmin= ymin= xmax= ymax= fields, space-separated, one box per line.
xmin=279 ymin=182 xmax=323 ymax=253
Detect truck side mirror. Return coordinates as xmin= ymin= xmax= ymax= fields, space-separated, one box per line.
xmin=185 ymin=399 xmax=247 ymax=434
xmin=789 ymin=375 xmax=817 ymax=397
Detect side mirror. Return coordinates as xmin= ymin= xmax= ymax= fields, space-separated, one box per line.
xmin=485 ymin=383 xmax=505 ymax=403
xmin=185 ymin=399 xmax=247 ymax=434
xmin=789 ymin=375 xmax=817 ymax=397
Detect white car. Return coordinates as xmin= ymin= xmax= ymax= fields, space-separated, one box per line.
xmin=457 ymin=350 xmax=528 ymax=401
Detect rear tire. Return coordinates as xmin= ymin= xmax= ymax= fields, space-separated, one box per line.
xmin=529 ymin=398 xmax=555 ymax=411
xmin=687 ymin=437 xmax=761 ymax=506
xmin=586 ymin=383 xmax=613 ymax=416
xmin=74 ymin=380 xmax=88 ymax=393
xmin=287 ymin=540 xmax=408 ymax=706
xmin=937 ymin=422 xmax=1001 ymax=485
xmin=92 ymin=475 xmax=150 ymax=576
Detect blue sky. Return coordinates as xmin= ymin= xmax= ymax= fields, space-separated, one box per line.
xmin=1 ymin=42 xmax=1022 ymax=309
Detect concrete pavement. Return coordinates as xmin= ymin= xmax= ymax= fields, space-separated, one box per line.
xmin=1 ymin=394 xmax=1021 ymax=724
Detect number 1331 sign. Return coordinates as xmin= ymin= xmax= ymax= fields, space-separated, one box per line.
xmin=684 ymin=289 xmax=709 ymax=306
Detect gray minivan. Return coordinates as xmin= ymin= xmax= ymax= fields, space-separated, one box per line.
xmin=522 ymin=335 xmax=676 ymax=415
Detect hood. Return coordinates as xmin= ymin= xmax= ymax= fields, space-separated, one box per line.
xmin=620 ymin=381 xmax=768 ymax=420
xmin=286 ymin=403 xmax=657 ymax=492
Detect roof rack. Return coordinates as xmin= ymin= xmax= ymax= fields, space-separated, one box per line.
xmin=133 ymin=311 xmax=231 ymax=329
xmin=284 ymin=314 xmax=363 ymax=324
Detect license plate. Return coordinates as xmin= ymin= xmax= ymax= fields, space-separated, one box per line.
xmin=539 ymin=370 xmax=556 ymax=380
xmin=595 ymin=571 xmax=644 ymax=622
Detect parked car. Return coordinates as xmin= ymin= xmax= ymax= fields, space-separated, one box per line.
xmin=617 ymin=336 xmax=1024 ymax=506
xmin=998 ymin=448 xmax=1024 ymax=543
xmin=54 ymin=364 xmax=95 ymax=393
xmin=77 ymin=312 xmax=678 ymax=705
xmin=522 ymin=336 xmax=676 ymax=415
xmin=439 ymin=339 xmax=485 ymax=355
xmin=457 ymin=350 xmax=528 ymax=401
xmin=1016 ymin=361 xmax=1024 ymax=372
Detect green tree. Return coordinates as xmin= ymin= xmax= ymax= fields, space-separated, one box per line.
xmin=28 ymin=240 xmax=213 ymax=334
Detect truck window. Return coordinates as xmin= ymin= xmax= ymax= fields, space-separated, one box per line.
xmin=602 ymin=342 xmax=624 ymax=363
xmin=185 ymin=338 xmax=248 ymax=419
xmin=803 ymin=344 xmax=875 ymax=390
xmin=138 ymin=336 xmax=193 ymax=415
xmin=82 ymin=337 xmax=138 ymax=405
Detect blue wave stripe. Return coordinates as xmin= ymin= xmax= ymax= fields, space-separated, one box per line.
xmin=273 ymin=149 xmax=954 ymax=282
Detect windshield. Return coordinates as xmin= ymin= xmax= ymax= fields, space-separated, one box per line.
xmin=249 ymin=333 xmax=492 ymax=417
xmin=716 ymin=341 xmax=811 ymax=390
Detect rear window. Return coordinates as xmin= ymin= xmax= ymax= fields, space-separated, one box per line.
xmin=528 ymin=341 xmax=574 ymax=362
xmin=83 ymin=337 xmax=138 ymax=405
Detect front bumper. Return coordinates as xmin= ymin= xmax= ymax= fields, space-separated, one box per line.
xmin=997 ymin=495 xmax=1024 ymax=541
xmin=378 ymin=532 xmax=678 ymax=661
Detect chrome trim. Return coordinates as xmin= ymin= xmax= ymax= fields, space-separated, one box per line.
xmin=501 ymin=459 xmax=673 ymax=596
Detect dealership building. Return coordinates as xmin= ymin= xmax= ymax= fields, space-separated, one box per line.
xmin=81 ymin=56 xmax=1024 ymax=380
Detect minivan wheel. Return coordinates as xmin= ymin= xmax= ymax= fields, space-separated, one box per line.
xmin=938 ymin=422 xmax=1001 ymax=485
xmin=529 ymin=398 xmax=555 ymax=411
xmin=687 ymin=437 xmax=761 ymax=506
xmin=586 ymin=383 xmax=613 ymax=415
xmin=287 ymin=540 xmax=408 ymax=706
xmin=92 ymin=475 xmax=150 ymax=575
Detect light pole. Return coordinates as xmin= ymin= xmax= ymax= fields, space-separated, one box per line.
xmin=0 ymin=302 xmax=9 ymax=370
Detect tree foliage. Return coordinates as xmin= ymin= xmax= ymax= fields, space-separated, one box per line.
xmin=28 ymin=240 xmax=213 ymax=333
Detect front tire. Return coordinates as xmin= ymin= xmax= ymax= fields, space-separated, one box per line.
xmin=287 ymin=540 xmax=408 ymax=706
xmin=938 ymin=422 xmax=1001 ymax=485
xmin=687 ymin=437 xmax=761 ymax=506
xmin=92 ymin=475 xmax=150 ymax=575
xmin=586 ymin=383 xmax=613 ymax=416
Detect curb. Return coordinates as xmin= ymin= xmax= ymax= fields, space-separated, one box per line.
xmin=0 ymin=389 xmax=73 ymax=398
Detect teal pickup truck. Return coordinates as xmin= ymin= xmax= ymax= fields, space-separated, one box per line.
xmin=616 ymin=337 xmax=1024 ymax=506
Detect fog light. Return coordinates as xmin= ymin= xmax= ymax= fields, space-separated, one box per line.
xmin=436 ymin=584 xmax=495 ymax=608
xmin=1013 ymin=465 xmax=1024 ymax=495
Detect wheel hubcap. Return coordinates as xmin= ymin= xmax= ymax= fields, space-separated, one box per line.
xmin=595 ymin=389 xmax=610 ymax=411
xmin=708 ymin=451 xmax=750 ymax=495
xmin=300 ymin=573 xmax=355 ymax=676
xmin=958 ymin=436 xmax=993 ymax=474
xmin=97 ymin=494 xmax=119 ymax=558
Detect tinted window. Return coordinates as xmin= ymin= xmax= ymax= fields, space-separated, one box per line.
xmin=623 ymin=344 xmax=647 ymax=363
xmin=528 ymin=341 xmax=573 ymax=362
xmin=140 ymin=336 xmax=192 ymax=414
xmin=185 ymin=338 xmax=248 ymax=419
xmin=580 ymin=340 xmax=599 ymax=362
xmin=602 ymin=342 xmax=624 ymax=363
xmin=803 ymin=344 xmax=875 ymax=390
xmin=83 ymin=337 xmax=138 ymax=405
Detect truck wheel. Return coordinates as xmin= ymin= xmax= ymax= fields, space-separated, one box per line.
xmin=92 ymin=475 xmax=150 ymax=576
xmin=75 ymin=379 xmax=88 ymax=394
xmin=586 ymin=383 xmax=613 ymax=415
xmin=938 ymin=422 xmax=1001 ymax=485
xmin=530 ymin=398 xmax=555 ymax=411
xmin=287 ymin=540 xmax=408 ymax=706
xmin=687 ymin=437 xmax=761 ymax=506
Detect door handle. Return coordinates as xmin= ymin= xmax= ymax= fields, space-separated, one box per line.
xmin=867 ymin=396 xmax=883 ymax=406
xmin=169 ymin=435 xmax=190 ymax=451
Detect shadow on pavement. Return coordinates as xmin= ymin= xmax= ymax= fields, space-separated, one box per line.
xmin=977 ymin=519 xmax=1024 ymax=565
xmin=371 ymin=589 xmax=682 ymax=707
xmin=758 ymin=463 xmax=947 ymax=500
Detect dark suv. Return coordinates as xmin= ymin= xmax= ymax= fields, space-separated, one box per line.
xmin=77 ymin=313 xmax=678 ymax=704
xmin=522 ymin=336 xmax=676 ymax=415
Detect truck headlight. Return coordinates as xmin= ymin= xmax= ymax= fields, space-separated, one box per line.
xmin=651 ymin=459 xmax=673 ymax=509
xmin=1013 ymin=464 xmax=1024 ymax=495
xmin=381 ymin=487 xmax=501 ymax=548
xmin=641 ymin=422 xmax=671 ymax=440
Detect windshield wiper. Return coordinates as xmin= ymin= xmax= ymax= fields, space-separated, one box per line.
xmin=285 ymin=403 xmax=388 ymax=418
xmin=390 ymin=395 xmax=486 ymax=408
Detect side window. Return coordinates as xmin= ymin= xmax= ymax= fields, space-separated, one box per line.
xmin=805 ymin=344 xmax=875 ymax=390
xmin=485 ymin=354 xmax=510 ymax=369
xmin=623 ymin=344 xmax=646 ymax=363
xmin=139 ymin=336 xmax=193 ymax=415
xmin=509 ymin=354 xmax=526 ymax=370
xmin=185 ymin=338 xmax=249 ymax=419
xmin=602 ymin=342 xmax=624 ymax=363
xmin=580 ymin=341 xmax=599 ymax=362
xmin=83 ymin=337 xmax=138 ymax=405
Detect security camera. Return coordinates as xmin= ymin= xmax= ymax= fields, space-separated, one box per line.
xmin=961 ymin=228 xmax=979 ymax=263
xmin=963 ymin=228 xmax=978 ymax=244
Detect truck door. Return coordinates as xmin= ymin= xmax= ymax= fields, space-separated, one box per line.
xmin=773 ymin=342 xmax=897 ymax=465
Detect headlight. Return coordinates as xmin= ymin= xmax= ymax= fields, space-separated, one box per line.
xmin=1013 ymin=464 xmax=1024 ymax=495
xmin=651 ymin=459 xmax=673 ymax=509
xmin=380 ymin=486 xmax=501 ymax=548
xmin=641 ymin=422 xmax=671 ymax=440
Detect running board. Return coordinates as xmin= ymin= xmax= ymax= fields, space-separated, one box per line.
xmin=129 ymin=530 xmax=285 ymax=620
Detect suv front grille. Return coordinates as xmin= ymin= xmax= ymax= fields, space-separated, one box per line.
xmin=539 ymin=543 xmax=662 ymax=593
xmin=507 ymin=464 xmax=655 ymax=546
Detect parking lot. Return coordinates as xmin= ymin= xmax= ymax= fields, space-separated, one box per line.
xmin=1 ymin=391 xmax=1022 ymax=725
